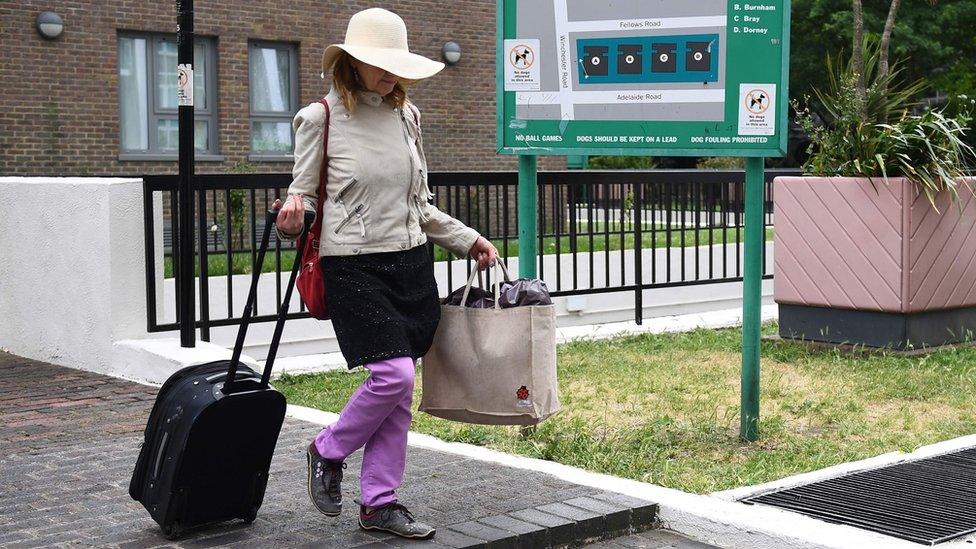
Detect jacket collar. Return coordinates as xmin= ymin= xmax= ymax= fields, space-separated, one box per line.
xmin=324 ymin=86 xmax=387 ymax=109
xmin=357 ymin=89 xmax=385 ymax=107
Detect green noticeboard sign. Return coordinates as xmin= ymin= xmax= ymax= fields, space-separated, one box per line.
xmin=496 ymin=0 xmax=791 ymax=157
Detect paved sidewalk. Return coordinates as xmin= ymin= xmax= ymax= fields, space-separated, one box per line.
xmin=0 ymin=352 xmax=717 ymax=548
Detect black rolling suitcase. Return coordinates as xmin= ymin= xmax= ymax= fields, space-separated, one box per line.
xmin=129 ymin=209 xmax=313 ymax=539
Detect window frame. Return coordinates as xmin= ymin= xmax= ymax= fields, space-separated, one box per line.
xmin=247 ymin=40 xmax=300 ymax=161
xmin=117 ymin=30 xmax=222 ymax=161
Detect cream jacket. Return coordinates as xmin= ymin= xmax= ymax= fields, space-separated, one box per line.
xmin=276 ymin=86 xmax=480 ymax=258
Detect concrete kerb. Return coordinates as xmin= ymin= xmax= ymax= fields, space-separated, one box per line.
xmin=287 ymin=404 xmax=926 ymax=549
xmin=552 ymin=303 xmax=778 ymax=346
xmin=712 ymin=450 xmax=902 ymax=502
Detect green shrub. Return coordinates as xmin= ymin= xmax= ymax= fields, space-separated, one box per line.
xmin=794 ymin=39 xmax=975 ymax=209
xmin=587 ymin=156 xmax=654 ymax=169
xmin=696 ymin=156 xmax=745 ymax=170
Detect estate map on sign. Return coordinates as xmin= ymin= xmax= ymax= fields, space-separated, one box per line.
xmin=496 ymin=0 xmax=790 ymax=157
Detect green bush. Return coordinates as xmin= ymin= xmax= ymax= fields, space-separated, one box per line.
xmin=942 ymin=93 xmax=976 ymax=152
xmin=586 ymin=155 xmax=654 ymax=169
xmin=696 ymin=156 xmax=745 ymax=170
xmin=794 ymin=39 xmax=975 ymax=209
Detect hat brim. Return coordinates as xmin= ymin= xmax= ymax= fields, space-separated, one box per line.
xmin=322 ymin=44 xmax=445 ymax=83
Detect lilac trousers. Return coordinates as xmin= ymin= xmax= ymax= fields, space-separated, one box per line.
xmin=313 ymin=355 xmax=415 ymax=509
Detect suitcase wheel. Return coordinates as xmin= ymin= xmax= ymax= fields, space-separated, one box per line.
xmin=162 ymin=521 xmax=183 ymax=540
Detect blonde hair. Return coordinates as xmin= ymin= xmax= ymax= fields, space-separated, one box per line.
xmin=331 ymin=50 xmax=409 ymax=113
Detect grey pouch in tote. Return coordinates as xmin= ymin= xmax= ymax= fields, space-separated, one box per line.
xmin=497 ymin=277 xmax=552 ymax=307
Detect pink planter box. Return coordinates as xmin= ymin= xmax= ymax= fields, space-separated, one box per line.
xmin=773 ymin=176 xmax=976 ymax=348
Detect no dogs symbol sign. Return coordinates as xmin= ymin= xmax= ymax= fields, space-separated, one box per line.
xmin=504 ymin=39 xmax=540 ymax=91
xmin=511 ymin=44 xmax=534 ymax=69
xmin=738 ymin=83 xmax=776 ymax=136
xmin=744 ymin=89 xmax=770 ymax=114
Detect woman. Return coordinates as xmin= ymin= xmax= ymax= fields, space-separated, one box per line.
xmin=271 ymin=7 xmax=497 ymax=541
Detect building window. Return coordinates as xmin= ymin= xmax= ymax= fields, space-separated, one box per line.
xmin=117 ymin=32 xmax=219 ymax=158
xmin=249 ymin=41 xmax=298 ymax=158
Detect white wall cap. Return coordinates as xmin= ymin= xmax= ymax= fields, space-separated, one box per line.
xmin=112 ymin=337 xmax=260 ymax=385
xmin=256 ymin=352 xmax=350 ymax=377
xmin=0 ymin=176 xmax=143 ymax=185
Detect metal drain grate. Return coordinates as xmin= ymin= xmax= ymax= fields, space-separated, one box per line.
xmin=743 ymin=446 xmax=976 ymax=545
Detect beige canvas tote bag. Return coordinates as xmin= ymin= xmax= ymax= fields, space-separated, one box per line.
xmin=419 ymin=262 xmax=561 ymax=425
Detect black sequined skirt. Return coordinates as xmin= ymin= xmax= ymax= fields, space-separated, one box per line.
xmin=320 ymin=244 xmax=441 ymax=369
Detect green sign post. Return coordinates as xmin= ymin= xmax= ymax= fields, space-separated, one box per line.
xmin=496 ymin=0 xmax=790 ymax=441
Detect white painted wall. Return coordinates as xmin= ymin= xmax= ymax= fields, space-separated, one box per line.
xmin=0 ymin=177 xmax=168 ymax=375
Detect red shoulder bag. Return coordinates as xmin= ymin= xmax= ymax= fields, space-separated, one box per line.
xmin=296 ymin=98 xmax=331 ymax=319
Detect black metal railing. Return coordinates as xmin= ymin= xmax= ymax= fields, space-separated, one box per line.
xmin=144 ymin=169 xmax=793 ymax=337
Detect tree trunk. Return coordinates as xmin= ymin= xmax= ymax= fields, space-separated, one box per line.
xmin=852 ymin=0 xmax=866 ymax=116
xmin=879 ymin=0 xmax=902 ymax=81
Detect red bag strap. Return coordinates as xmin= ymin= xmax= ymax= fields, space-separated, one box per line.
xmin=308 ymin=98 xmax=331 ymax=245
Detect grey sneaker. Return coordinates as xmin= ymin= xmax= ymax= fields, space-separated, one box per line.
xmin=358 ymin=501 xmax=436 ymax=539
xmin=306 ymin=443 xmax=346 ymax=517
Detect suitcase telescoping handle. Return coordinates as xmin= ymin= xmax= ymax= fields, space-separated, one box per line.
xmin=224 ymin=208 xmax=315 ymax=394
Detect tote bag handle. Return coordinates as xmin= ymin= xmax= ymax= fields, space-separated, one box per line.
xmin=459 ymin=261 xmax=513 ymax=309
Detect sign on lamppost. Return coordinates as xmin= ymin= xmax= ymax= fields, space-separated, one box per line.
xmin=496 ymin=0 xmax=791 ymax=441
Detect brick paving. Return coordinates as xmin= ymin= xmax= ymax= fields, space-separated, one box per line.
xmin=0 ymin=352 xmax=717 ymax=548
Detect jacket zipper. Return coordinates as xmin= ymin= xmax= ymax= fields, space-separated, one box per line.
xmin=333 ymin=177 xmax=358 ymax=203
xmin=418 ymin=166 xmax=435 ymax=222
xmin=334 ymin=203 xmax=366 ymax=235
xmin=399 ymin=109 xmax=417 ymax=241
xmin=333 ymin=178 xmax=358 ymax=230
xmin=421 ymin=169 xmax=435 ymax=202
xmin=414 ymin=194 xmax=431 ymax=223
xmin=409 ymin=105 xmax=432 ymax=202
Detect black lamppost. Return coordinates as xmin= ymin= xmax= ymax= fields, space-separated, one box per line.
xmin=176 ymin=0 xmax=196 ymax=347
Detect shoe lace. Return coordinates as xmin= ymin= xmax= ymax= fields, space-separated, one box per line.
xmin=327 ymin=461 xmax=346 ymax=497
xmin=316 ymin=459 xmax=346 ymax=497
xmin=382 ymin=502 xmax=416 ymax=523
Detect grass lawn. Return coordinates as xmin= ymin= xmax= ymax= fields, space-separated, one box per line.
xmin=277 ymin=321 xmax=976 ymax=494
xmin=163 ymin=226 xmax=774 ymax=278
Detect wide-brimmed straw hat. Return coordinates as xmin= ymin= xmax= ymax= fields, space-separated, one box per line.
xmin=321 ymin=8 xmax=444 ymax=83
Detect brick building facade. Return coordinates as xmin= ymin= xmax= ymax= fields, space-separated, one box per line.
xmin=0 ymin=1 xmax=566 ymax=177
